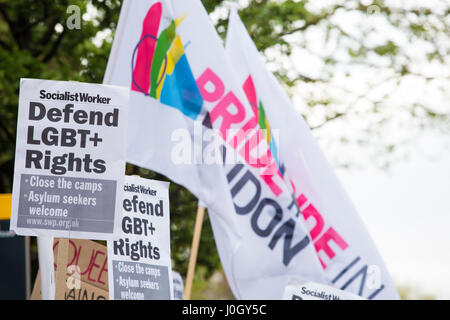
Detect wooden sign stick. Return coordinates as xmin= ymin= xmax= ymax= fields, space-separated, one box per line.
xmin=184 ymin=205 xmax=205 ymax=300
xmin=55 ymin=238 xmax=69 ymax=300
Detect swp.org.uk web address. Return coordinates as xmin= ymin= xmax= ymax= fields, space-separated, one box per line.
xmin=25 ymin=217 xmax=79 ymax=230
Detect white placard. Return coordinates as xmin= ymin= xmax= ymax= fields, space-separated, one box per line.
xmin=107 ymin=175 xmax=173 ymax=300
xmin=283 ymin=280 xmax=364 ymax=300
xmin=10 ymin=78 xmax=129 ymax=239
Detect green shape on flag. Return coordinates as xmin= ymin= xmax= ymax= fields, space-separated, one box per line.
xmin=149 ymin=21 xmax=176 ymax=98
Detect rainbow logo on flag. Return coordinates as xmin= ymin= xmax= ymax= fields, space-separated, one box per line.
xmin=242 ymin=75 xmax=281 ymax=170
xmin=131 ymin=2 xmax=203 ymax=120
xmin=257 ymin=101 xmax=279 ymax=165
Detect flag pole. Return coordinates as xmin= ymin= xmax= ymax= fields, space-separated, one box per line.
xmin=184 ymin=205 xmax=206 ymax=300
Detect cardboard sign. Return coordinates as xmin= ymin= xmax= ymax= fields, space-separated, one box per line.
xmin=31 ymin=270 xmax=108 ymax=300
xmin=54 ymin=238 xmax=109 ymax=290
xmin=283 ymin=280 xmax=364 ymax=300
xmin=31 ymin=238 xmax=109 ymax=300
xmin=107 ymin=176 xmax=173 ymax=300
xmin=10 ymin=79 xmax=129 ymax=239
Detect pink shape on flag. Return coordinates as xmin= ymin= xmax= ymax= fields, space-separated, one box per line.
xmin=131 ymin=2 xmax=162 ymax=94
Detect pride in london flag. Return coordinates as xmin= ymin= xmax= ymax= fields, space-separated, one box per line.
xmin=225 ymin=8 xmax=399 ymax=299
xmin=104 ymin=0 xmax=330 ymax=299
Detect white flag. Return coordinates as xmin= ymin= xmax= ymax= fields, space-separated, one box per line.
xmin=225 ymin=8 xmax=399 ymax=299
xmin=104 ymin=0 xmax=329 ymax=299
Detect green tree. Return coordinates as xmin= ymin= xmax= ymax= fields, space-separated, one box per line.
xmin=398 ymin=284 xmax=436 ymax=300
xmin=0 ymin=0 xmax=448 ymax=283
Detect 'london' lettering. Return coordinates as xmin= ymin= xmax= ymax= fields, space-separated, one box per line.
xmin=228 ymin=164 xmax=311 ymax=266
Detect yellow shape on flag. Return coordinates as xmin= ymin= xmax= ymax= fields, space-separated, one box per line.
xmin=0 ymin=193 xmax=12 ymax=220
xmin=265 ymin=119 xmax=272 ymax=144
xmin=174 ymin=14 xmax=187 ymax=27
xmin=156 ymin=35 xmax=185 ymax=99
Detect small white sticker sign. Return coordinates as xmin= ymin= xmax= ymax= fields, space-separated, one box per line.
xmin=108 ymin=176 xmax=173 ymax=300
xmin=10 ymin=78 xmax=129 ymax=239
xmin=283 ymin=280 xmax=365 ymax=300
xmin=172 ymin=271 xmax=184 ymax=300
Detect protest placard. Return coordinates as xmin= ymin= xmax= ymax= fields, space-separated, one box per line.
xmin=283 ymin=280 xmax=364 ymax=300
xmin=108 ymin=176 xmax=173 ymax=300
xmin=31 ymin=238 xmax=109 ymax=300
xmin=10 ymin=79 xmax=129 ymax=239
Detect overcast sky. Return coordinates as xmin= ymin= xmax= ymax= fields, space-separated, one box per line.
xmin=336 ymin=133 xmax=450 ymax=299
